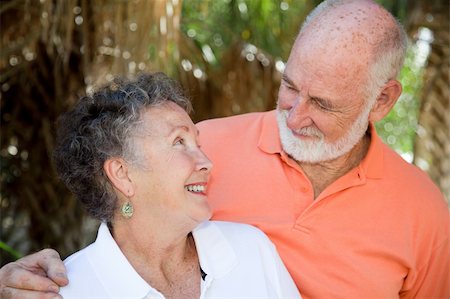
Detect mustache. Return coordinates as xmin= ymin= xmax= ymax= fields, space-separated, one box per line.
xmin=280 ymin=109 xmax=323 ymax=138
xmin=292 ymin=126 xmax=323 ymax=138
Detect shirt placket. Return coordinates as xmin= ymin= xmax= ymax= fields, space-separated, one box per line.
xmin=280 ymin=152 xmax=366 ymax=232
xmin=199 ymin=274 xmax=214 ymax=299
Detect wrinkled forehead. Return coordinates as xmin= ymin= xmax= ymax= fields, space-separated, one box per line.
xmin=285 ymin=41 xmax=367 ymax=98
xmin=136 ymin=102 xmax=195 ymax=135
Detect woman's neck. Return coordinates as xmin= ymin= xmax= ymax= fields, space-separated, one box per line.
xmin=112 ymin=221 xmax=201 ymax=299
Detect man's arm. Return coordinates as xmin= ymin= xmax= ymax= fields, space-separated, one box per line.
xmin=0 ymin=249 xmax=68 ymax=299
xmin=407 ymin=236 xmax=450 ymax=298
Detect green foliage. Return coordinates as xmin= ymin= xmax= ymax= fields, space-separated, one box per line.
xmin=376 ymin=0 xmax=408 ymax=22
xmin=0 ymin=241 xmax=22 ymax=261
xmin=376 ymin=47 xmax=424 ymax=159
xmin=181 ymin=0 xmax=311 ymax=63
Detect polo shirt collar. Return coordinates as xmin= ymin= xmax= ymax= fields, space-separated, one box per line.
xmin=192 ymin=221 xmax=238 ymax=279
xmin=257 ymin=109 xmax=384 ymax=179
xmin=88 ymin=223 xmax=153 ymax=298
xmin=360 ymin=122 xmax=384 ymax=179
xmin=258 ymin=110 xmax=282 ymax=154
xmin=88 ymin=222 xmax=237 ymax=297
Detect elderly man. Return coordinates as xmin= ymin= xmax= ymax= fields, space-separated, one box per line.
xmin=1 ymin=0 xmax=449 ymax=298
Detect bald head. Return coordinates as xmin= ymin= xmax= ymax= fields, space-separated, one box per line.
xmin=293 ymin=0 xmax=407 ymax=99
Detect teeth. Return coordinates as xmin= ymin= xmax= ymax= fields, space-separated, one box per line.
xmin=185 ymin=185 xmax=205 ymax=193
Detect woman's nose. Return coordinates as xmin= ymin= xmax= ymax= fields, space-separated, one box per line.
xmin=196 ymin=149 xmax=213 ymax=172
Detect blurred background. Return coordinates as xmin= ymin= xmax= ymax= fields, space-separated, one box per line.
xmin=1 ymin=0 xmax=448 ymax=266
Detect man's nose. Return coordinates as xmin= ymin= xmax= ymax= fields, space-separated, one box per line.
xmin=286 ymin=97 xmax=313 ymax=130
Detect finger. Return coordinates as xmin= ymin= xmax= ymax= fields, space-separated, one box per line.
xmin=18 ymin=249 xmax=68 ymax=287
xmin=35 ymin=249 xmax=68 ymax=286
xmin=0 ymin=264 xmax=60 ymax=293
xmin=0 ymin=287 xmax=62 ymax=299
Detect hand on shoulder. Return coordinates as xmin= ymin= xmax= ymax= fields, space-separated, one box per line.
xmin=0 ymin=248 xmax=67 ymax=298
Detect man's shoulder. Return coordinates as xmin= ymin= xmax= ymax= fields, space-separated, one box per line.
xmin=382 ymin=144 xmax=442 ymax=193
xmin=205 ymin=221 xmax=274 ymax=249
xmin=196 ymin=111 xmax=274 ymax=134
xmin=196 ymin=111 xmax=276 ymax=154
xmin=379 ymin=142 xmax=448 ymax=213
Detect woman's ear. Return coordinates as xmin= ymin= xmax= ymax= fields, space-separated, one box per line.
xmin=369 ymin=79 xmax=402 ymax=122
xmin=103 ymin=158 xmax=134 ymax=197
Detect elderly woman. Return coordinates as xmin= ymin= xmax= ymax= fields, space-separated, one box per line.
xmin=54 ymin=72 xmax=300 ymax=298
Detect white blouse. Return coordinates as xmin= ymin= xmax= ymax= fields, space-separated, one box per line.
xmin=60 ymin=221 xmax=301 ymax=299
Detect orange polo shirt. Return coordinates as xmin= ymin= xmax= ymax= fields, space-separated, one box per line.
xmin=197 ymin=110 xmax=449 ymax=299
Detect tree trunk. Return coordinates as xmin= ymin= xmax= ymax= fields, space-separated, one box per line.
xmin=408 ymin=0 xmax=450 ymax=202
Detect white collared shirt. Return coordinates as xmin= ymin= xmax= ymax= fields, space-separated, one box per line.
xmin=60 ymin=221 xmax=301 ymax=299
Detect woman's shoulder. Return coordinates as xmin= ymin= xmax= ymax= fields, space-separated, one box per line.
xmin=60 ymin=244 xmax=106 ymax=297
xmin=193 ymin=220 xmax=279 ymax=275
xmin=63 ymin=244 xmax=93 ymax=266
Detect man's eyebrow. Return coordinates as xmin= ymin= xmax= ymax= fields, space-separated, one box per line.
xmin=311 ymin=96 xmax=334 ymax=109
xmin=282 ymin=73 xmax=335 ymax=109
xmin=281 ymin=73 xmax=296 ymax=87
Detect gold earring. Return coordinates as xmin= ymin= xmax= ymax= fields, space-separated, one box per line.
xmin=121 ymin=201 xmax=133 ymax=218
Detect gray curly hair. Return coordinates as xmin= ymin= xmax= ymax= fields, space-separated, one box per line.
xmin=53 ymin=72 xmax=192 ymax=222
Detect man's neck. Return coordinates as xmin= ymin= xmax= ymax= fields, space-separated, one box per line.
xmin=299 ymin=133 xmax=371 ymax=199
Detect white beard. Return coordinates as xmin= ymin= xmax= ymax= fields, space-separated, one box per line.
xmin=276 ymin=101 xmax=373 ymax=163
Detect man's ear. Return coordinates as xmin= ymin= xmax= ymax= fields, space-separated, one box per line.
xmin=103 ymin=158 xmax=134 ymax=197
xmin=369 ymin=79 xmax=402 ymax=122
